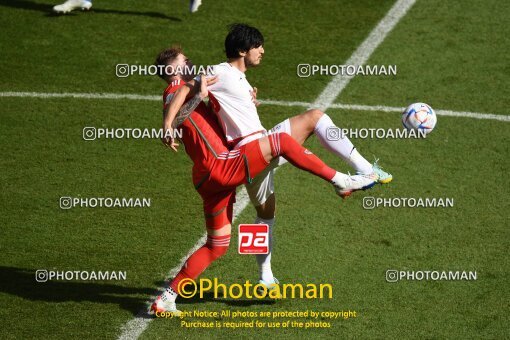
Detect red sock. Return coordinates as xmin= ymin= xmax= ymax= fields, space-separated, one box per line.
xmin=170 ymin=234 xmax=230 ymax=293
xmin=269 ymin=132 xmax=336 ymax=181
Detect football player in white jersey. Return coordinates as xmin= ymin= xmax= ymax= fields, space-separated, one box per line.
xmin=207 ymin=23 xmax=393 ymax=290
xmin=204 ymin=23 xmax=393 ymax=290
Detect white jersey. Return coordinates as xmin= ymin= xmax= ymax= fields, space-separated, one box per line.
xmin=207 ymin=62 xmax=265 ymax=142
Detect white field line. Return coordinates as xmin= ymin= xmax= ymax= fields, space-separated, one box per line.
xmin=312 ymin=0 xmax=417 ymax=110
xmin=0 ymin=91 xmax=160 ymax=101
xmin=262 ymin=100 xmax=510 ymax=122
xmin=1 ymin=91 xmax=507 ymax=122
xmin=328 ymin=103 xmax=510 ymax=122
xmin=118 ymin=0 xmax=419 ymax=338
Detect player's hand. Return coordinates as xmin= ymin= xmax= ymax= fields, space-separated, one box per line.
xmin=200 ymin=75 xmax=218 ymax=99
xmin=162 ymin=123 xmax=179 ymax=152
xmin=251 ymin=87 xmax=260 ymax=107
xmin=168 ymin=137 xmax=180 ymax=152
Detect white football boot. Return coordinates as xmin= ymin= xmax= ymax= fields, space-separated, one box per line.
xmin=256 ymin=277 xmax=281 ymax=297
xmin=370 ymin=159 xmax=393 ymax=184
xmin=149 ymin=296 xmax=182 ymax=317
xmin=53 ymin=0 xmax=92 ymax=13
xmin=332 ymin=172 xmax=377 ymax=198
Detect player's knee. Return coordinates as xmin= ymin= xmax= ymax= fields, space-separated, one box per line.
xmin=306 ymin=109 xmax=324 ymax=127
xmin=211 ymin=245 xmax=229 ymax=259
xmin=278 ymin=131 xmax=293 ymax=145
xmin=255 ymin=194 xmax=276 ymax=219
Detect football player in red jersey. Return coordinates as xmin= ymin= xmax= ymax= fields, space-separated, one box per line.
xmin=149 ymin=47 xmax=375 ymax=314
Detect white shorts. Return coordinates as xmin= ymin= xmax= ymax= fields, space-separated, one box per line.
xmin=241 ymin=119 xmax=291 ymax=206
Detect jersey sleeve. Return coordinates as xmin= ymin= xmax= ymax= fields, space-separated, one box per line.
xmin=205 ymin=64 xmax=225 ymax=92
xmin=162 ymin=80 xmax=188 ymax=108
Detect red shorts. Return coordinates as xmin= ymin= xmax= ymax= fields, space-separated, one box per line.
xmin=195 ymin=139 xmax=269 ymax=229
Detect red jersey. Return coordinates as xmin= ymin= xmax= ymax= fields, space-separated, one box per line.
xmin=163 ymin=80 xmax=230 ymax=186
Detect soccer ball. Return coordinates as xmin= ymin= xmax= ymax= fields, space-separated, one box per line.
xmin=402 ymin=103 xmax=437 ymax=134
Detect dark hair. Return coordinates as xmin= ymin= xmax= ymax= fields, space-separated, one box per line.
xmin=154 ymin=46 xmax=183 ymax=81
xmin=225 ymin=23 xmax=264 ymax=59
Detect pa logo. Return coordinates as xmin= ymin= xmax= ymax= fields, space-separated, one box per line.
xmin=238 ymin=224 xmax=269 ymax=254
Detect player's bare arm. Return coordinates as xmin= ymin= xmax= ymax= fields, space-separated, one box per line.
xmin=162 ymin=75 xmax=218 ymax=151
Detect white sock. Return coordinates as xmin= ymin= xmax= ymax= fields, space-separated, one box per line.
xmin=254 ymin=217 xmax=275 ymax=283
xmin=349 ymin=148 xmax=373 ymax=175
xmin=162 ymin=286 xmax=177 ymax=303
xmin=314 ymin=114 xmax=373 ymax=174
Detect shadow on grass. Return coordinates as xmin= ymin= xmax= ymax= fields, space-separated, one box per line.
xmin=0 ymin=0 xmax=182 ymax=21
xmin=0 ymin=267 xmax=275 ymax=317
xmin=0 ymin=266 xmax=153 ymax=315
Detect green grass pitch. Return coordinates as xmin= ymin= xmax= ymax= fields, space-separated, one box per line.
xmin=0 ymin=0 xmax=508 ymax=339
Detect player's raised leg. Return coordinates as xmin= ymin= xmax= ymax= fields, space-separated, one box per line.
xmin=255 ymin=133 xmax=376 ymax=197
xmin=286 ymin=109 xmax=392 ymax=184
